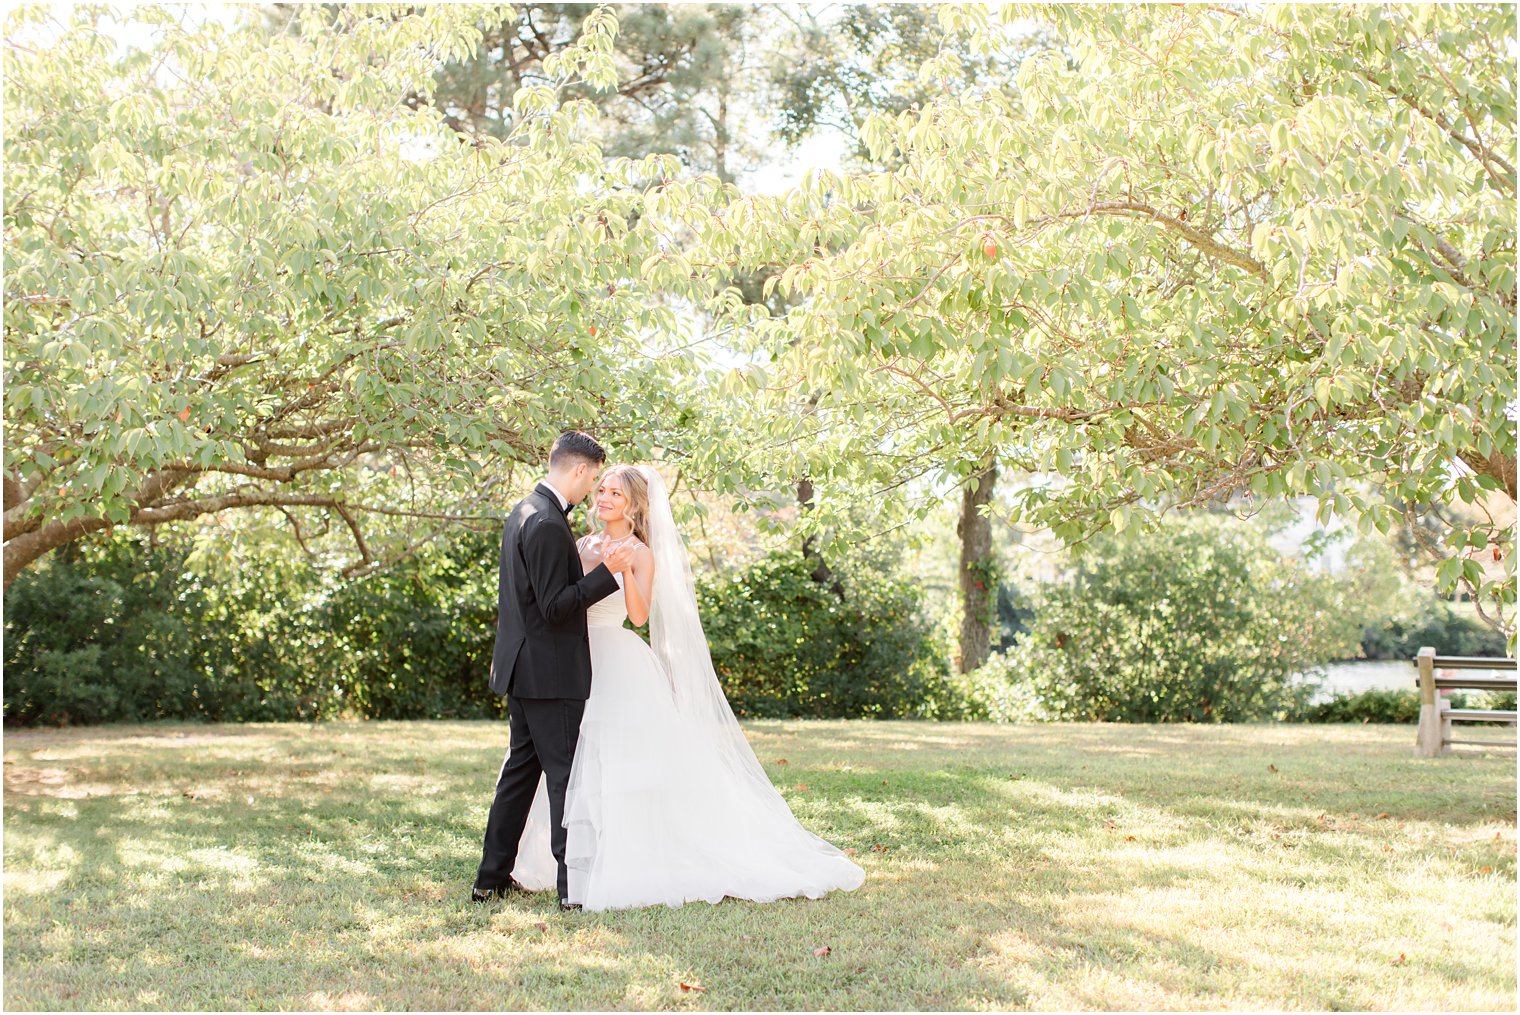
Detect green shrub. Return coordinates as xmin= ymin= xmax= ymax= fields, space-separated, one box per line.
xmin=697 ymin=552 xmax=952 ymax=718
xmin=4 ymin=539 xmax=229 ymax=725
xmin=186 ymin=548 xmax=350 ymax=722
xmin=321 ymin=533 xmax=501 ymax=720
xmin=4 ymin=529 xmax=506 ymax=726
xmin=1359 ymin=596 xmax=1509 ymax=660
xmin=1291 ymin=688 xmax=1423 ymax=723
xmin=1477 ymin=690 xmax=1518 ymax=711
xmin=1009 ymin=518 xmax=1363 ymax=723
xmin=941 ymin=652 xmax=1053 ymax=723
xmin=1285 ymin=687 xmax=1514 ymax=723
xmin=9 ymin=535 xmax=959 ymax=726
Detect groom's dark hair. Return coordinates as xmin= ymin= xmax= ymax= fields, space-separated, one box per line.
xmin=548 ymin=430 xmax=606 ymax=470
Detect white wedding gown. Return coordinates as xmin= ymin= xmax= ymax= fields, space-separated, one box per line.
xmin=509 ymin=572 xmax=865 ymax=911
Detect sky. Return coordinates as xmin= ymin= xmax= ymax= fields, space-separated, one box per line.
xmin=743 ymin=129 xmax=849 ymax=195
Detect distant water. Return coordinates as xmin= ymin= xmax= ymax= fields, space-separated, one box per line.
xmin=1297 ymin=659 xmax=1513 ymax=703
xmin=1295 ymin=660 xmax=1418 ymax=703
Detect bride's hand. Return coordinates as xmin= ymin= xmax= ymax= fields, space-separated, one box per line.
xmin=603 ymin=539 xmax=638 ymax=574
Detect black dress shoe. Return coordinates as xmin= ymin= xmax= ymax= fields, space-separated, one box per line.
xmin=471 ymin=878 xmax=530 ymax=903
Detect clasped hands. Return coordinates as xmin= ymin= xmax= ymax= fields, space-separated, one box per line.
xmin=600 ymin=537 xmax=639 ymax=574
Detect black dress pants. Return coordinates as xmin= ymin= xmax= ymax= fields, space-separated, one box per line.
xmin=475 ymin=692 xmax=586 ymax=902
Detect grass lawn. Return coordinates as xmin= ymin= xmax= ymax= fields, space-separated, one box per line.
xmin=3 ymin=720 xmax=1515 ymax=1011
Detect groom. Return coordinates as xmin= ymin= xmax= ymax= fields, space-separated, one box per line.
xmin=473 ymin=430 xmax=634 ymax=910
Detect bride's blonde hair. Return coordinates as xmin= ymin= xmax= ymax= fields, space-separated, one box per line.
xmin=600 ymin=464 xmax=651 ymax=546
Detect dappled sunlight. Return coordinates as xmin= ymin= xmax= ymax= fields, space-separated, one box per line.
xmin=4 ymin=718 xmax=1512 ymax=1010
xmin=119 ymin=844 xmax=192 ymax=876
xmin=1010 ymin=780 xmax=1132 ymax=812
xmin=1011 ymin=878 xmax=1509 ymax=1011
xmin=185 ymin=846 xmax=261 ymax=878
xmin=367 ymin=772 xmax=450 ymax=796
xmin=899 ymin=800 xmax=984 ymax=841
xmin=306 ymin=990 xmax=378 ymax=1011
xmin=232 ymin=940 xmax=281 ymax=961
xmin=3 ymin=869 xmax=71 ymax=895
xmin=2 ymin=833 xmax=83 ymax=872
xmin=938 ymin=838 xmax=1515 ymax=1010
xmin=3 ymin=767 xmax=126 ymax=801
xmin=742 ymin=719 xmax=1046 ymax=757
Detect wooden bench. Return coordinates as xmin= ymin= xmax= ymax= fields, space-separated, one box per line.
xmin=1413 ymin=646 xmax=1517 ymax=757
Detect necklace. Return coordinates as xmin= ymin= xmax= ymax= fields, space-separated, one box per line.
xmin=600 ymin=527 xmax=635 ymax=547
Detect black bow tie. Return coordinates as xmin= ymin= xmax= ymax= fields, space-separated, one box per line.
xmin=561 ymin=499 xmax=575 ymax=517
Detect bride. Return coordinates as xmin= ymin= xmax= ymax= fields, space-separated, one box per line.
xmin=507 ymin=464 xmax=865 ymax=911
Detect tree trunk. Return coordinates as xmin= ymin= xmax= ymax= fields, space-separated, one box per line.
xmin=957 ymin=461 xmax=997 ymax=674
xmin=713 ymin=88 xmax=731 ymax=185
xmin=796 ymin=476 xmax=845 ymax=599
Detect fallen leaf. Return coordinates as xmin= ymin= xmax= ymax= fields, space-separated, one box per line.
xmin=1391 ymin=953 xmax=1407 ymax=966
xmin=871 ymin=844 xmax=890 ymax=853
xmin=1267 ymin=763 xmax=1278 ymax=773
xmin=1494 ymin=832 xmax=1502 ymax=842
xmin=1480 ymin=866 xmax=1493 ymax=874
xmin=1125 ymin=835 xmax=1137 ymax=842
xmin=843 ymin=848 xmax=858 ymax=855
xmin=793 ymin=783 xmax=807 ymax=792
xmin=1376 ymin=812 xmax=1391 ymax=819
xmin=774 ymin=758 xmax=788 ymax=766
xmin=813 ymin=946 xmax=831 ymax=958
xmin=678 ymin=982 xmax=705 ymax=993
xmin=533 ymin=921 xmax=548 ymax=932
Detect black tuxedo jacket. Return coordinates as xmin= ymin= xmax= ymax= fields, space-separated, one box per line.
xmin=488 ymin=483 xmax=620 ymax=699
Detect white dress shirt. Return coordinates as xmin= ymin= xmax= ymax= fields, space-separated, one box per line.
xmin=543 ymin=480 xmax=571 ymax=513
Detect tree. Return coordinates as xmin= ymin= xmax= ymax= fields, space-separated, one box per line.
xmin=687 ymin=3 xmax=1516 ymax=641
xmin=1008 ymin=517 xmax=1362 ymax=722
xmin=767 ymin=8 xmax=1056 ymax=654
xmin=3 ymin=4 xmax=697 ymax=588
xmin=405 ymin=3 xmax=771 ymax=183
xmin=767 ymin=3 xmax=1056 ymax=164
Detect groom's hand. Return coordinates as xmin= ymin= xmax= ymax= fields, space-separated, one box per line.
xmin=603 ymin=542 xmax=636 ymax=574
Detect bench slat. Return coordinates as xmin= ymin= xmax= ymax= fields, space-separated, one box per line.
xmin=1445 ymin=738 xmax=1519 ymax=747
xmin=1426 ymin=656 xmax=1518 ymax=670
xmin=1414 ymin=677 xmax=1518 ymax=692
xmin=1445 ymin=710 xmax=1519 ymax=722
